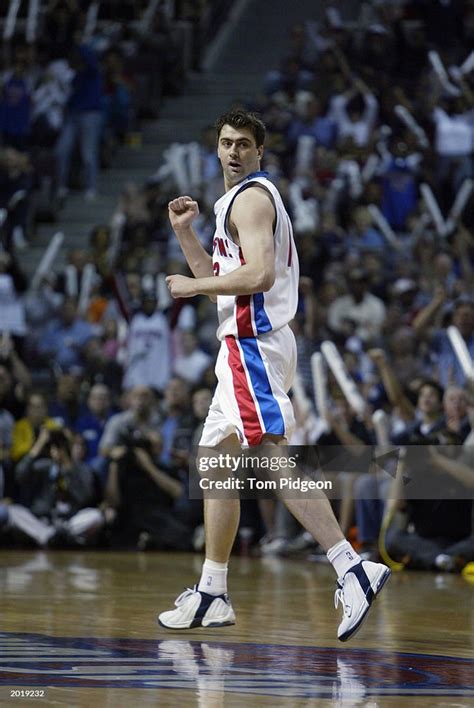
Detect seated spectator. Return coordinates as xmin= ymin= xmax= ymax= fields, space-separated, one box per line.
xmin=380 ymin=139 xmax=419 ymax=231
xmin=103 ymin=430 xmax=190 ymax=551
xmin=158 ymin=377 xmax=195 ymax=473
xmin=0 ymin=148 xmax=33 ymax=250
xmin=442 ymin=385 xmax=471 ymax=442
xmin=173 ymin=331 xmax=212 ymax=385
xmin=55 ymin=249 xmax=92 ymax=297
xmin=265 ymin=55 xmax=314 ymax=100
xmin=75 ymin=383 xmax=113 ymax=463
xmin=11 ymin=392 xmax=59 ymax=463
xmin=318 ymin=390 xmax=373 ymax=537
xmin=24 ymin=273 xmax=63 ymax=352
xmin=49 ymin=373 xmax=87 ymax=428
xmin=0 ymin=392 xmax=14 ymax=494
xmin=8 ymin=427 xmax=103 ymax=547
xmin=327 ymin=268 xmax=386 ymax=343
xmin=0 ymin=253 xmax=27 ymax=342
xmin=346 ymin=207 xmax=385 ymax=254
xmin=0 ymin=334 xmax=30 ymax=412
xmin=99 ymin=385 xmax=161 ymax=461
xmin=287 ymin=94 xmax=337 ymax=150
xmin=82 ymin=337 xmax=123 ymax=395
xmin=353 ymin=374 xmax=446 ymax=558
xmin=123 ymin=291 xmax=171 ymax=392
xmin=191 ymin=387 xmax=213 ymax=447
xmin=433 ymin=95 xmax=474 ymax=193
xmin=37 ymin=297 xmax=96 ymax=372
xmin=385 ymin=464 xmax=473 ymax=572
xmin=414 ymin=295 xmax=474 ymax=387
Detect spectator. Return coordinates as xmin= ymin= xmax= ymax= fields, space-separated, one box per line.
xmin=123 ymin=291 xmax=171 ymax=392
xmin=0 ymin=253 xmax=27 ymax=341
xmin=191 ymin=387 xmax=213 ymax=447
xmin=414 ymin=295 xmax=474 ymax=387
xmin=0 ymin=148 xmax=33 ymax=251
xmin=103 ymin=429 xmax=190 ymax=551
xmin=82 ymin=337 xmax=123 ymax=395
xmin=55 ymin=43 xmax=103 ymax=201
xmin=101 ymin=49 xmax=133 ymax=144
xmin=0 ymin=44 xmax=32 ymax=152
xmin=328 ymin=78 xmax=378 ymax=147
xmin=158 ymin=377 xmax=195 ymax=473
xmin=8 ymin=427 xmax=103 ymax=547
xmin=75 ymin=383 xmax=113 ymax=466
xmin=38 ymin=297 xmax=96 ymax=372
xmin=11 ymin=392 xmax=58 ymax=463
xmin=327 ymin=268 xmax=386 ymax=343
xmin=287 ymin=94 xmax=337 ymax=151
xmin=173 ymin=331 xmax=212 ymax=385
xmin=49 ymin=373 xmax=87 ymax=428
xmin=99 ymin=385 xmax=161 ymax=460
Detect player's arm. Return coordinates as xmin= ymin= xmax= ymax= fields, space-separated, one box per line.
xmin=168 ymin=196 xmax=213 ymax=279
xmin=167 ymin=188 xmax=275 ymax=298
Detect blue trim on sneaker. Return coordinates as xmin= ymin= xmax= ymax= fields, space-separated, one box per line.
xmin=348 ymin=562 xmax=375 ymax=605
xmin=191 ymin=590 xmax=228 ymax=628
xmin=338 ymin=565 xmax=391 ymax=642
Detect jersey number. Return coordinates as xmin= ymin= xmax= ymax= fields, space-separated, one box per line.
xmin=213 ymin=262 xmax=220 ymax=276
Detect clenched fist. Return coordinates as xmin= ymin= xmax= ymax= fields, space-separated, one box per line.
xmin=168 ymin=196 xmax=199 ymax=231
xmin=166 ymin=274 xmax=198 ymax=298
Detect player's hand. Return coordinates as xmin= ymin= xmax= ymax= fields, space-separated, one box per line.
xmin=168 ymin=196 xmax=199 ymax=231
xmin=166 ymin=274 xmax=197 ymax=298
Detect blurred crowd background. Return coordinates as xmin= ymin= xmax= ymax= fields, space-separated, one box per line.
xmin=0 ymin=0 xmax=472 ymax=572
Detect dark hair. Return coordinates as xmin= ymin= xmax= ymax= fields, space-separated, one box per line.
xmin=49 ymin=429 xmax=71 ymax=453
xmin=215 ymin=110 xmax=266 ymax=148
xmin=417 ymin=378 xmax=444 ymax=402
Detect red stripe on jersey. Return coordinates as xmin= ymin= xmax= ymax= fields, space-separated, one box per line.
xmin=225 ymin=336 xmax=264 ymax=446
xmin=236 ymin=295 xmax=253 ymax=337
xmin=236 ymin=246 xmax=253 ymax=337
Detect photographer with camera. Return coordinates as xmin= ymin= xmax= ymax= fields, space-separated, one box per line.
xmin=99 ymin=385 xmax=190 ymax=550
xmin=5 ymin=427 xmax=103 ymax=547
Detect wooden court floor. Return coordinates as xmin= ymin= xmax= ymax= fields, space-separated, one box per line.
xmin=0 ymin=550 xmax=472 ymax=706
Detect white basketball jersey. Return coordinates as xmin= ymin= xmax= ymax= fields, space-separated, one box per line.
xmin=212 ymin=172 xmax=299 ymax=340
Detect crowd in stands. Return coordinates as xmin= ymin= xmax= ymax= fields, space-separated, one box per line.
xmin=0 ymin=0 xmax=473 ymax=572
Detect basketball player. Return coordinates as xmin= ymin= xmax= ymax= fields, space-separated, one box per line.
xmin=159 ymin=110 xmax=390 ymax=641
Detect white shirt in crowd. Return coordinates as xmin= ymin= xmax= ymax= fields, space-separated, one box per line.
xmin=433 ymin=108 xmax=474 ymax=157
xmin=328 ymin=92 xmax=378 ymax=147
xmin=173 ymin=348 xmax=212 ymax=384
xmin=123 ymin=310 xmax=171 ymax=391
xmin=328 ymin=293 xmax=386 ymax=342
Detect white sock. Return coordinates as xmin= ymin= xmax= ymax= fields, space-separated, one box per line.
xmin=198 ymin=559 xmax=228 ymax=596
xmin=327 ymin=539 xmax=361 ymax=579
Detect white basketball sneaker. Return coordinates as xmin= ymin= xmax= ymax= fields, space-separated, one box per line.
xmin=158 ymin=585 xmax=236 ymax=630
xmin=335 ymin=560 xmax=391 ymax=642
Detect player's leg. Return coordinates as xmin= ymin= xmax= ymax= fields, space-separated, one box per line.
xmin=158 ymin=421 xmax=240 ymax=629
xmin=262 ymin=433 xmax=391 ymax=641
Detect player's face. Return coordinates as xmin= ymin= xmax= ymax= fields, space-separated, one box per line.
xmin=217 ymin=125 xmax=263 ymax=188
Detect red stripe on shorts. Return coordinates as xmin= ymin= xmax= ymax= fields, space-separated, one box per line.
xmin=225 ymin=336 xmax=264 ymax=446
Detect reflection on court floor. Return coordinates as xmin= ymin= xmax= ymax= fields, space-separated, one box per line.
xmin=0 ymin=633 xmax=472 ymax=700
xmin=0 ymin=551 xmax=472 ymax=705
